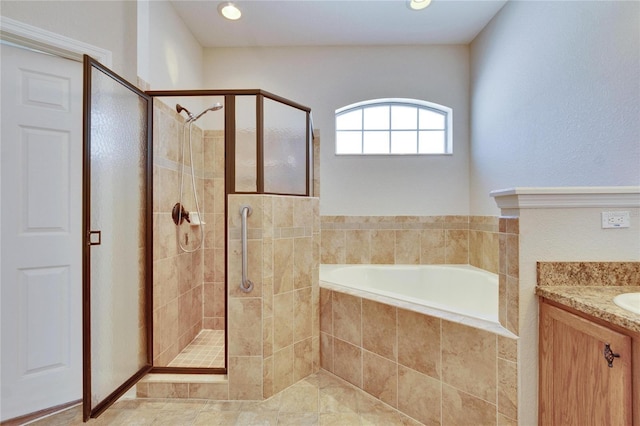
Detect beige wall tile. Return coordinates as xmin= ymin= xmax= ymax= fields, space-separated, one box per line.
xmin=506 ymin=275 xmax=519 ymax=335
xmin=445 ymin=229 xmax=468 ymax=264
xmin=274 ymin=238 xmax=294 ymax=294
xmin=146 ymin=383 xmax=188 ymax=399
xmin=294 ymin=237 xmax=313 ymax=288
xmin=420 ymin=229 xmax=446 ymax=264
xmin=498 ymin=335 xmax=517 ymax=363
xmin=397 ymin=366 xmax=441 ymax=426
xmin=442 ymin=321 xmax=496 ymax=403
xmin=345 ymin=230 xmax=371 ymax=264
xmin=321 ymin=230 xmax=346 ymax=264
xmin=294 ymin=287 xmax=313 ymax=342
xmin=333 ymin=338 xmax=362 ymax=388
xmin=370 ymin=230 xmax=395 ymax=264
xmin=332 ymin=292 xmax=361 ymax=346
xmin=263 ymin=356 xmax=274 ymax=399
xmin=506 ymin=234 xmax=519 ymax=277
xmin=263 ymin=315 xmax=273 ymax=358
xmin=273 ymin=346 xmax=294 ymax=394
xmin=498 ymin=358 xmax=518 ymax=420
xmin=320 ymin=332 xmax=334 ymax=372
xmin=362 ymin=351 xmax=398 ymax=408
xmin=273 ymin=196 xmax=294 ymax=229
xmin=294 ymin=338 xmax=313 ymax=382
xmin=229 ymin=356 xmax=263 ymax=400
xmin=228 ymin=298 xmax=262 ymax=356
xmin=395 ymin=230 xmax=420 ymax=264
xmin=397 ymin=309 xmax=441 ymax=379
xmin=189 ymin=383 xmax=229 ymax=400
xmin=273 ymin=292 xmax=294 ymax=351
xmin=362 ymin=299 xmax=397 ymax=361
xmin=442 ymin=384 xmax=496 ymax=426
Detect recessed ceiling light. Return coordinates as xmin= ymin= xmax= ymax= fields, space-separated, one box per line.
xmin=218 ymin=2 xmax=242 ymax=20
xmin=408 ymin=0 xmax=432 ymax=11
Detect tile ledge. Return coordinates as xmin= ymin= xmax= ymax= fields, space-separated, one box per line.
xmin=139 ymin=373 xmax=228 ymax=384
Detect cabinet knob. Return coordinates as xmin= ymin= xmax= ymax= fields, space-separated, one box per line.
xmin=603 ymin=343 xmax=620 ymax=368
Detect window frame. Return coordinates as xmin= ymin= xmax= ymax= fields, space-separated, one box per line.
xmin=335 ymin=98 xmax=453 ymax=156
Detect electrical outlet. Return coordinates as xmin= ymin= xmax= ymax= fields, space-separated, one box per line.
xmin=601 ymin=211 xmax=630 ymax=229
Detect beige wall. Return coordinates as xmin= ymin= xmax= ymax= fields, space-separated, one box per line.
xmin=470 ymin=1 xmax=640 ymax=215
xmin=204 ymin=45 xmax=471 ymax=216
xmin=2 ymin=0 xmax=137 ymax=82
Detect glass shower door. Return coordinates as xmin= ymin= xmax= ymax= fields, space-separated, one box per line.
xmin=82 ymin=56 xmax=152 ymax=420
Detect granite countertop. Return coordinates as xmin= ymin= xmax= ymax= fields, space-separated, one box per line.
xmin=536 ymin=285 xmax=640 ymax=334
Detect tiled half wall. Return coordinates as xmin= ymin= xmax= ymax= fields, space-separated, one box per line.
xmin=227 ymin=194 xmax=320 ymax=399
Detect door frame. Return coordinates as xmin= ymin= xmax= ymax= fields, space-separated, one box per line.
xmin=0 ymin=16 xmax=111 ymax=66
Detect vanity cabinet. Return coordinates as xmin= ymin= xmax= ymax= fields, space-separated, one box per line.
xmin=539 ymin=300 xmax=633 ymax=426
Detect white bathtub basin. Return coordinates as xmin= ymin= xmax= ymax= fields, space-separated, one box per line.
xmin=613 ymin=292 xmax=640 ymax=314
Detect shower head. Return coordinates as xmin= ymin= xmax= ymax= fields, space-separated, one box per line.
xmin=176 ymin=104 xmax=195 ymax=121
xmin=191 ymin=103 xmax=224 ymax=122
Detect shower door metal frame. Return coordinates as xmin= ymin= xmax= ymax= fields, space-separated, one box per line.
xmin=144 ymin=89 xmax=313 ymax=376
xmin=82 ymin=55 xmax=154 ymax=420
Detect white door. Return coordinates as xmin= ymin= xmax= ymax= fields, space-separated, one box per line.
xmin=1 ymin=43 xmax=82 ymax=421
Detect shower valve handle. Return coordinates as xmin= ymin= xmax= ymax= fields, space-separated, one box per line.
xmin=172 ymin=202 xmax=191 ymax=225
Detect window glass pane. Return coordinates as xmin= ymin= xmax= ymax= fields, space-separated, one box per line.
xmin=391 ymin=105 xmax=417 ymax=130
xmin=363 ymin=106 xmax=389 ymax=130
xmin=263 ymin=97 xmax=307 ymax=195
xmin=363 ymin=131 xmax=389 ymax=154
xmin=391 ymin=131 xmax=417 ymax=154
xmin=419 ymin=109 xmax=445 ymax=129
xmin=235 ymin=96 xmax=257 ymax=192
xmin=419 ymin=130 xmax=445 ymax=153
xmin=336 ymin=109 xmax=362 ymax=130
xmin=336 ymin=131 xmax=362 ymax=154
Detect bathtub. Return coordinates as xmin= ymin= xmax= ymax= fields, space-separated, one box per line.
xmin=320 ymin=264 xmax=512 ymax=336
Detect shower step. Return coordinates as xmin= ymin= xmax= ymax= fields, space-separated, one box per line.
xmin=136 ymin=373 xmax=228 ymax=400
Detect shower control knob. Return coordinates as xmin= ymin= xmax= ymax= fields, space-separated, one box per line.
xmin=172 ymin=202 xmax=191 ymax=225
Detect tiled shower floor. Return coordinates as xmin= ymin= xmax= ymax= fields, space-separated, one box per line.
xmin=167 ymin=329 xmax=225 ymax=368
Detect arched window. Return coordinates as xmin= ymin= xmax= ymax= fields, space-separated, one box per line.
xmin=335 ymin=98 xmax=452 ymax=155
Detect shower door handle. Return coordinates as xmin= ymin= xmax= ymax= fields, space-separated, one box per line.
xmin=240 ymin=205 xmax=254 ymax=293
xmin=88 ymin=230 xmax=102 ymax=246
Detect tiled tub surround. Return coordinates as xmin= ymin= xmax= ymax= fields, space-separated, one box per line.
xmin=227 ymin=194 xmax=321 ymax=400
xmin=320 ymin=215 xmax=520 ymax=335
xmin=320 ymin=215 xmax=520 ymax=424
xmin=153 ymin=99 xmax=227 ymax=367
xmin=320 ymin=289 xmax=518 ymax=425
xmin=321 ymin=215 xmax=499 ymax=272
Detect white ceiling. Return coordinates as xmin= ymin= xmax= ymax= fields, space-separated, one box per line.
xmin=169 ymin=0 xmax=508 ymax=47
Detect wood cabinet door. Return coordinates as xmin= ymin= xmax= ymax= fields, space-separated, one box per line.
xmin=539 ymin=302 xmax=632 ymax=426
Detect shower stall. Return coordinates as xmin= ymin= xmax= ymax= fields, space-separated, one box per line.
xmin=84 ymin=57 xmax=318 ymax=420
xmin=148 ymin=89 xmax=318 ymax=378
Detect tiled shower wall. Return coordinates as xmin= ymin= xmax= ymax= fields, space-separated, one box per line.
xmin=152 ymin=101 xmax=227 ymax=365
xmin=227 ymin=194 xmax=320 ymax=399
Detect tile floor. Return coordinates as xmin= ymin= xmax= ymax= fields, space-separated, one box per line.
xmin=167 ymin=330 xmax=225 ymax=368
xmin=29 ymin=370 xmax=423 ymax=425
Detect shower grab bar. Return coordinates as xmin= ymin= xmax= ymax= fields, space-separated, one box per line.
xmin=239 ymin=205 xmax=254 ymax=293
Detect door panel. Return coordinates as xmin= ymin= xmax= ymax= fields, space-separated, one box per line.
xmin=1 ymin=43 xmax=82 ymax=422
xmin=83 ymin=56 xmax=152 ymax=419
